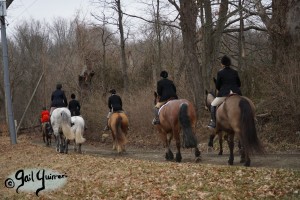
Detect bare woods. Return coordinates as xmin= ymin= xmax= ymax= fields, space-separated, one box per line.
xmin=0 ymin=0 xmax=299 ymax=149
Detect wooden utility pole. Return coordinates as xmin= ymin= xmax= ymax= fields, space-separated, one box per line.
xmin=1 ymin=0 xmax=16 ymax=144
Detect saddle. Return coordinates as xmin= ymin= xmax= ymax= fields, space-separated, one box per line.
xmin=113 ymin=110 xmax=124 ymax=114
xmin=216 ymin=93 xmax=239 ymax=111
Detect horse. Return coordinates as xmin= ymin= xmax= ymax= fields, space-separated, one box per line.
xmin=205 ymin=90 xmax=264 ymax=166
xmin=50 ymin=107 xmax=74 ymax=154
xmin=42 ymin=122 xmax=52 ymax=146
xmin=153 ymin=92 xmax=201 ymax=163
xmin=108 ymin=111 xmax=129 ymax=154
xmin=206 ymin=90 xmax=257 ymax=156
xmin=71 ymin=116 xmax=86 ymax=153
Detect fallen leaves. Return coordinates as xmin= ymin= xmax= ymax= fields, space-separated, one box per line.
xmin=0 ymin=135 xmax=299 ymax=200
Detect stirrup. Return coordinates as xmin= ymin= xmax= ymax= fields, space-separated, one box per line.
xmin=152 ymin=118 xmax=160 ymax=125
xmin=207 ymin=120 xmax=216 ymax=128
xmin=103 ymin=126 xmax=109 ymax=131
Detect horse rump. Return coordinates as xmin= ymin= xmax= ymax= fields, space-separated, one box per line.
xmin=179 ymin=103 xmax=197 ymax=148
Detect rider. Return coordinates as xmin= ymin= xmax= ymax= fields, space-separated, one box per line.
xmin=103 ymin=89 xmax=123 ymax=131
xmin=50 ymin=83 xmax=68 ymax=115
xmin=68 ymin=93 xmax=81 ymax=116
xmin=40 ymin=106 xmax=50 ymax=130
xmin=208 ymin=55 xmax=242 ymax=129
xmin=152 ymin=70 xmax=178 ymax=125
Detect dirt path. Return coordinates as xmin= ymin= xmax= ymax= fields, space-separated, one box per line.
xmin=33 ymin=140 xmax=300 ymax=170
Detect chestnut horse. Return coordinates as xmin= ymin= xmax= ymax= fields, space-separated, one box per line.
xmin=154 ymin=92 xmax=201 ymax=162
xmin=205 ymin=91 xmax=264 ymax=166
xmin=108 ymin=112 xmax=129 ymax=154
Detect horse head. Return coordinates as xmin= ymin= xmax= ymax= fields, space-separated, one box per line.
xmin=205 ymin=89 xmax=216 ymax=110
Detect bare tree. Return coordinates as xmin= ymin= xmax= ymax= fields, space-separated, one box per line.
xmin=92 ymin=0 xmax=130 ymax=93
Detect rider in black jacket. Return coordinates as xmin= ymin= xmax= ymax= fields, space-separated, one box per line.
xmin=103 ymin=89 xmax=123 ymax=131
xmin=50 ymin=83 xmax=68 ymax=115
xmin=152 ymin=70 xmax=178 ymax=125
xmin=208 ymin=55 xmax=242 ymax=128
xmin=68 ymin=93 xmax=81 ymax=116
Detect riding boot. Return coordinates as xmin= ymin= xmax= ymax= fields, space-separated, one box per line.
xmin=152 ymin=107 xmax=160 ymax=125
xmin=103 ymin=119 xmax=110 ymax=131
xmin=208 ymin=106 xmax=217 ymax=128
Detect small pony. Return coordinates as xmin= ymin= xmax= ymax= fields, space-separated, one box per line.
xmin=71 ymin=116 xmax=86 ymax=153
xmin=51 ymin=107 xmax=74 ymax=153
xmin=42 ymin=122 xmax=52 ymax=146
xmin=153 ymin=92 xmax=201 ymax=162
xmin=205 ymin=90 xmax=264 ymax=166
xmin=108 ymin=112 xmax=129 ymax=153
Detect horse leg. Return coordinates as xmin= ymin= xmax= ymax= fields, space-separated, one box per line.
xmin=227 ymin=134 xmax=235 ymax=165
xmin=174 ymin=130 xmax=182 ymax=163
xmin=239 ymin=141 xmax=246 ymax=163
xmin=59 ymin=134 xmax=65 ymax=153
xmin=74 ymin=142 xmax=77 ymax=152
xmin=219 ymin=132 xmax=224 ymax=155
xmin=208 ymin=134 xmax=215 ymax=147
xmin=111 ymin=131 xmax=116 ymax=150
xmin=165 ymin=134 xmax=174 ymax=161
xmin=244 ymin=152 xmax=251 ymax=167
xmin=78 ymin=144 xmax=82 ymax=154
xmin=64 ymin=139 xmax=69 ymax=154
xmin=239 ymin=142 xmax=251 ymax=166
xmin=56 ymin=134 xmax=60 ymax=152
xmin=194 ymin=147 xmax=201 ymax=162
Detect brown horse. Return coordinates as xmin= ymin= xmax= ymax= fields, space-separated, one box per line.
xmin=205 ymin=90 xmax=264 ymax=166
xmin=154 ymin=92 xmax=201 ymax=162
xmin=108 ymin=112 xmax=129 ymax=154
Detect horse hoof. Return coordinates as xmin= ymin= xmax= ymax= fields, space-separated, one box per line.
xmin=175 ymin=153 xmax=182 ymax=162
xmin=218 ymin=151 xmax=223 ymax=155
xmin=244 ymin=161 xmax=250 ymax=167
xmin=228 ymin=160 xmax=234 ymax=165
xmin=240 ymin=159 xmax=246 ymax=163
xmin=207 ymin=147 xmax=214 ymax=153
xmin=195 ymin=156 xmax=202 ymax=163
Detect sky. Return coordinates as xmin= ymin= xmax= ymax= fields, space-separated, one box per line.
xmin=5 ymin=0 xmax=94 ymax=36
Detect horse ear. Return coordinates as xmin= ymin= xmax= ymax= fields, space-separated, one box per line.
xmin=154 ymin=92 xmax=158 ymax=97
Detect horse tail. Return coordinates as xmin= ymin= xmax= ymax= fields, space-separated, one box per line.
xmin=61 ymin=111 xmax=75 ymax=140
xmin=179 ymin=103 xmax=197 ymax=148
xmin=239 ymin=98 xmax=264 ymax=154
xmin=75 ymin=125 xmax=86 ymax=144
xmin=115 ymin=115 xmax=127 ymax=147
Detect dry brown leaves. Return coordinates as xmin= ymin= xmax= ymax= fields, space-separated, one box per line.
xmin=0 ymin=135 xmax=299 ymax=200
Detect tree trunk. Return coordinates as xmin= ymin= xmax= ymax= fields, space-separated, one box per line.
xmin=117 ymin=0 xmax=129 ymax=93
xmin=201 ymin=0 xmax=229 ymax=90
xmin=178 ymin=0 xmax=203 ymax=115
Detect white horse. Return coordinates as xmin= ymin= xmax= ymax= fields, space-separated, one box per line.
xmin=51 ymin=108 xmax=74 ymax=153
xmin=71 ymin=116 xmax=86 ymax=153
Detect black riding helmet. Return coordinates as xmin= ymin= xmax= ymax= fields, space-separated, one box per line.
xmin=221 ymin=55 xmax=231 ymax=66
xmin=160 ymin=70 xmax=168 ymax=78
xmin=109 ymin=89 xmax=116 ymax=94
xmin=56 ymin=83 xmax=62 ymax=90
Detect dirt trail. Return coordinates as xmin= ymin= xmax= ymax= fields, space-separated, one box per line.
xmin=33 ymin=140 xmax=300 ymax=170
